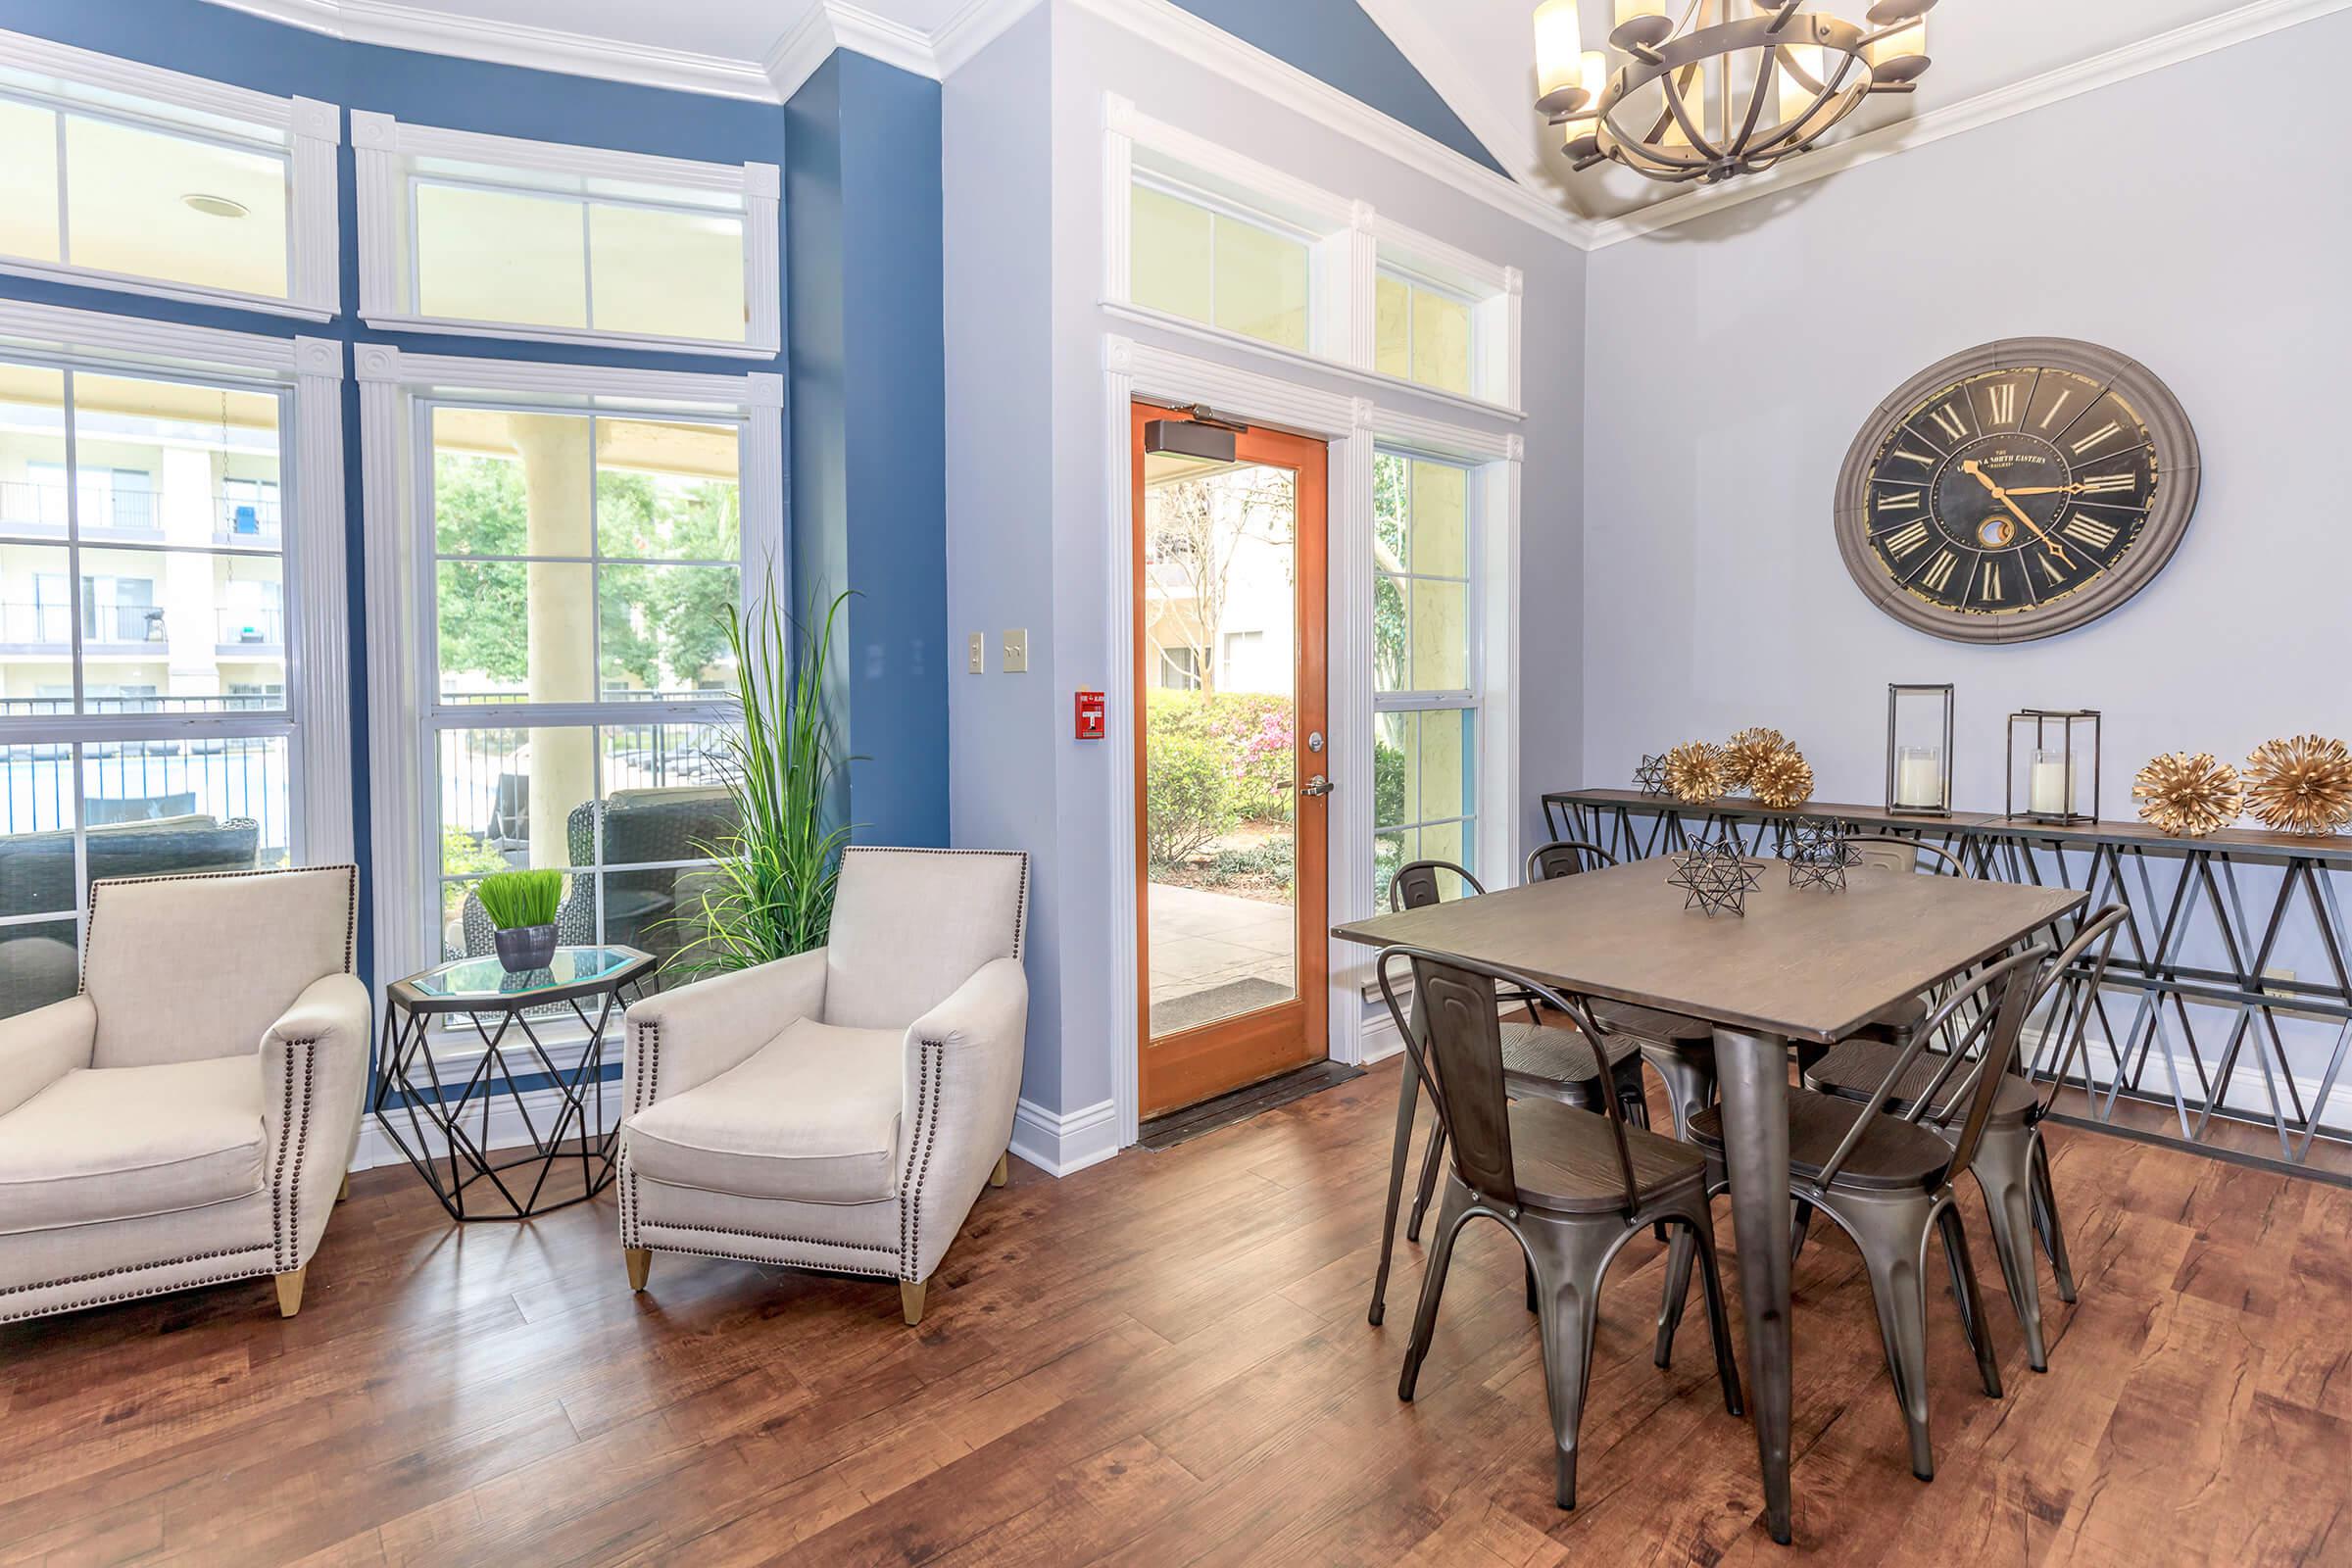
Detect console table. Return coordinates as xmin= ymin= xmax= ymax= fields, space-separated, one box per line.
xmin=1542 ymin=788 xmax=2352 ymax=1182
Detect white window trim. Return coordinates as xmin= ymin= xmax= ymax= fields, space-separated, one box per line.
xmin=352 ymin=112 xmax=780 ymax=359
xmin=1371 ymin=445 xmax=1484 ymax=890
xmin=356 ymin=344 xmax=784 ymax=1003
xmin=0 ymin=297 xmax=353 ymax=883
xmin=0 ymin=28 xmax=340 ymax=320
xmin=1104 ymin=91 xmax=1524 ymax=418
xmin=1101 ymin=332 xmax=1521 ymax=1151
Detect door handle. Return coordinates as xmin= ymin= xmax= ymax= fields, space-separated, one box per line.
xmin=1300 ymin=774 xmax=1334 ymax=798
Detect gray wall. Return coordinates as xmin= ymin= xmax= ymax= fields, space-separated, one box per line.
xmin=1582 ymin=12 xmax=2350 ymax=812
xmin=945 ymin=1 xmax=1587 ymax=1125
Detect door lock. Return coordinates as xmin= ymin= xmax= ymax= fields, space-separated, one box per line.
xmin=1300 ymin=774 xmax=1334 ymax=798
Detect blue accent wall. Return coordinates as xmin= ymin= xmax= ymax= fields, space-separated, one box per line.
xmin=0 ymin=0 xmax=841 ymax=1002
xmin=786 ymin=54 xmax=951 ymax=849
xmin=1163 ymin=0 xmax=1504 ymax=175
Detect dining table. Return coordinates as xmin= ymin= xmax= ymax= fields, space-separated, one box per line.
xmin=1333 ymin=853 xmax=2083 ymax=1544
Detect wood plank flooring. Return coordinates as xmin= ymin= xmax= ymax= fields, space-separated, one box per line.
xmin=3 ymin=1058 xmax=2347 ymax=1566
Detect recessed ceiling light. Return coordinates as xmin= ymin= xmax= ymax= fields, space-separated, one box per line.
xmin=181 ymin=193 xmax=249 ymax=219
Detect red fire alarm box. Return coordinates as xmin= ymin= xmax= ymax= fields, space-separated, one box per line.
xmin=1075 ymin=690 xmax=1105 ymax=740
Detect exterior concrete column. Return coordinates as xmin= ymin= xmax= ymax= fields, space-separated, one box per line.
xmin=505 ymin=415 xmax=597 ymax=870
xmin=158 ymin=447 xmax=218 ymax=698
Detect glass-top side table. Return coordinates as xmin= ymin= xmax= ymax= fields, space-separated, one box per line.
xmin=375 ymin=945 xmax=657 ymax=1221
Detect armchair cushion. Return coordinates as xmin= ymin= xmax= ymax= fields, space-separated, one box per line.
xmin=623 ymin=1017 xmax=906 ymax=1204
xmin=823 ymin=848 xmax=1028 ymax=1031
xmin=0 ymin=1056 xmax=263 ymax=1234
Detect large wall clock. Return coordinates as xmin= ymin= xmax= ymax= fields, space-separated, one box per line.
xmin=1834 ymin=338 xmax=2199 ymax=643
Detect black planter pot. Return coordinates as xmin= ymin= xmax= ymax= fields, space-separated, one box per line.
xmin=494 ymin=923 xmax=558 ymax=974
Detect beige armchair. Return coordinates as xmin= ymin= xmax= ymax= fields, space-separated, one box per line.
xmin=617 ymin=847 xmax=1028 ymax=1324
xmin=0 ymin=865 xmax=368 ymax=1323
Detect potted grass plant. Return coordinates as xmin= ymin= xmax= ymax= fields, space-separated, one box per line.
xmin=667 ymin=581 xmax=858 ymax=977
xmin=478 ymin=868 xmax=565 ymax=973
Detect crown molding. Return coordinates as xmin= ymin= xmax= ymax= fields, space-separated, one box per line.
xmin=1581 ymin=0 xmax=2352 ymax=249
xmin=204 ymin=0 xmax=777 ymax=99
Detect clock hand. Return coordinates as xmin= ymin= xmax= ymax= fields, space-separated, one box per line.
xmin=1962 ymin=460 xmax=2076 ymax=567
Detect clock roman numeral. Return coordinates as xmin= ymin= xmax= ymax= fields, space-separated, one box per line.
xmin=2063 ymin=514 xmax=2119 ymax=550
xmin=2038 ymin=389 xmax=2074 ymax=429
xmin=1985 ymin=382 xmax=2017 ymax=425
xmin=1928 ymin=403 xmax=1968 ymax=441
xmin=2070 ymin=420 xmax=2121 ymax=455
xmin=1876 ymin=489 xmax=1922 ymax=513
xmin=2076 ymin=471 xmax=2136 ymax=495
xmin=1886 ymin=447 xmax=1935 ymax=466
xmin=1920 ymin=549 xmax=1959 ymax=593
xmin=1881 ymin=519 xmax=1932 ymax=559
xmin=1980 ymin=561 xmax=2004 ymax=602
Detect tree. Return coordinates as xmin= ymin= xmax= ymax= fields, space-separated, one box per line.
xmin=598 ymin=473 xmax=741 ymax=694
xmin=433 ymin=454 xmax=529 ymax=687
xmin=1372 ymin=454 xmax=1409 ymax=693
xmin=1144 ymin=466 xmax=1293 ymax=694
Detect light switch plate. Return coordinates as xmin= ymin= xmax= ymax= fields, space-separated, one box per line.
xmin=967 ymin=632 xmax=985 ymax=673
xmin=1002 ymin=628 xmax=1028 ymax=673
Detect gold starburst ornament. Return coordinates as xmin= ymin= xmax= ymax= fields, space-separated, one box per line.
xmin=1747 ymin=746 xmax=1815 ymax=810
xmin=2132 ymin=753 xmax=2242 ymax=839
xmin=2242 ymin=735 xmax=2352 ymax=836
xmin=1722 ymin=727 xmax=1789 ymax=792
xmin=1663 ymin=741 xmax=1730 ymax=805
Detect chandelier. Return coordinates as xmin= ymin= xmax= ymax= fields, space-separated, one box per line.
xmin=1534 ymin=0 xmax=1934 ymax=185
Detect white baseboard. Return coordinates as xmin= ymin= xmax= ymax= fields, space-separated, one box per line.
xmin=1010 ymin=1096 xmax=1120 ymax=1178
xmin=1357 ymin=1006 xmax=1406 ymax=1066
xmin=354 ymin=1079 xmax=619 ymax=1172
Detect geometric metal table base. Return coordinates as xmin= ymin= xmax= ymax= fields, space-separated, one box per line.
xmin=373 ymin=947 xmax=656 ymax=1221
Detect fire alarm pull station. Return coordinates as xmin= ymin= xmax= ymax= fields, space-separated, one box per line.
xmin=1075 ymin=690 xmax=1105 ymax=740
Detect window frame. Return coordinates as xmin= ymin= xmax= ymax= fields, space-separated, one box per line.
xmin=1371 ymin=446 xmax=1483 ymax=890
xmin=0 ymin=302 xmax=351 ymax=1014
xmin=0 ymin=28 xmax=340 ymax=319
xmin=359 ymin=346 xmax=785 ymax=1017
xmin=353 ymin=112 xmax=780 ymax=359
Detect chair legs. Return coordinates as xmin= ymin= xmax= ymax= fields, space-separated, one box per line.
xmin=1406 ymin=1121 xmax=1446 ymax=1244
xmin=1525 ymin=1219 xmax=1621 ymax=1509
xmin=1936 ymin=1201 xmax=2004 ymax=1400
xmin=1970 ymin=1121 xmax=2050 ymax=1371
xmin=2029 ymin=1132 xmax=2077 ymax=1303
xmin=1398 ymin=1180 xmax=1472 ymax=1401
xmin=623 ymin=1247 xmax=652 ymax=1293
xmin=1638 ymin=1042 xmax=1717 ymax=1142
xmin=1369 ymin=1054 xmax=1423 ymax=1327
xmin=273 ymin=1267 xmax=306 ymax=1318
xmin=1845 ymin=1194 xmax=1940 ymax=1481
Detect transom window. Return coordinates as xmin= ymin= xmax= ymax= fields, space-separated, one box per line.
xmin=1372 ymin=449 xmax=1478 ymax=900
xmin=1375 ymin=270 xmax=1475 ymax=398
xmin=0 ymin=355 xmax=301 ymax=1019
xmin=1130 ymin=177 xmax=1312 ymax=353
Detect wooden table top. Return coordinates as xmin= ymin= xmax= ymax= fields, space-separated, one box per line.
xmin=1332 ymin=858 xmax=2083 ymax=1044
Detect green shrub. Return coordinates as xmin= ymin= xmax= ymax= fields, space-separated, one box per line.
xmin=1146 ymin=730 xmax=1239 ymax=871
xmin=1147 ymin=688 xmax=1295 ymax=826
xmin=477 ymin=868 xmax=565 ymax=930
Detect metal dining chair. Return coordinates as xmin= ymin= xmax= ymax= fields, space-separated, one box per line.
xmin=1800 ymin=906 xmax=2125 ymax=1370
xmin=1376 ymin=946 xmax=1743 ymax=1510
xmin=1660 ymin=945 xmax=2050 ymax=1482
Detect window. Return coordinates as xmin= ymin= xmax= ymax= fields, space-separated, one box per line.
xmin=355 ymin=113 xmax=779 ymax=355
xmin=1372 ymin=450 xmax=1478 ymax=901
xmin=1375 ymin=270 xmax=1474 ymax=397
xmin=0 ymin=355 xmax=302 ymax=1019
xmin=0 ymin=29 xmax=337 ymax=317
xmin=1131 ymin=178 xmax=1312 ymax=352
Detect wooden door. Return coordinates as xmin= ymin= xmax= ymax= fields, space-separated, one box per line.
xmin=1134 ymin=404 xmax=1329 ymax=1117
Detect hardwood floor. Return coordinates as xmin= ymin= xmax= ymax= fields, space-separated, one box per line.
xmin=4 ymin=1058 xmax=2348 ymax=1567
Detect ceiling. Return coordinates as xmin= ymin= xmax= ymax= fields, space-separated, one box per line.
xmin=213 ymin=0 xmax=2303 ymax=232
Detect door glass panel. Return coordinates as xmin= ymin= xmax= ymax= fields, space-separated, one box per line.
xmin=1143 ymin=452 xmax=1298 ymax=1039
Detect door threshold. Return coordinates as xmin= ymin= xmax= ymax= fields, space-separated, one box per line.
xmin=1138 ymin=1060 xmax=1364 ymax=1152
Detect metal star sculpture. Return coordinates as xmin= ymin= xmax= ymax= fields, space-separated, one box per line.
xmin=1634 ymin=754 xmax=1669 ymax=796
xmin=1667 ymin=837 xmax=1763 ymax=917
xmin=1784 ymin=820 xmax=1862 ymax=893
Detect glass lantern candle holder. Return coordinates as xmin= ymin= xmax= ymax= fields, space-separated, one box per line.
xmin=1886 ymin=683 xmax=1955 ymax=817
xmin=2006 ymin=709 xmax=2100 ymax=825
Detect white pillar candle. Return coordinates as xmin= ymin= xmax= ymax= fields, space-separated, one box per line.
xmin=1895 ymin=749 xmax=1942 ymax=808
xmin=2031 ymin=753 xmax=2072 ymax=816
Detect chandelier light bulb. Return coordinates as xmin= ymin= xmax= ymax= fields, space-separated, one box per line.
xmin=1865 ymin=17 xmax=1930 ymax=82
xmin=1534 ymin=0 xmax=1589 ymax=113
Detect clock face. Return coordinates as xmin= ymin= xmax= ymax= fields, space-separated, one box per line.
xmin=1835 ymin=341 xmax=2199 ymax=643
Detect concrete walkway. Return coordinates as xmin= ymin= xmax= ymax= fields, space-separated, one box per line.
xmin=1147 ymin=881 xmax=1295 ymax=1023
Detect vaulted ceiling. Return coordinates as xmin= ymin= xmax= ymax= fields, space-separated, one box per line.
xmin=213 ymin=0 xmax=2322 ymax=233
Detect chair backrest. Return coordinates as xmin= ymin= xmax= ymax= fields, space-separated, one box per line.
xmin=1846 ymin=834 xmax=1968 ymax=877
xmin=823 ymin=847 xmax=1029 ymax=1029
xmin=1389 ymin=858 xmax=1484 ymax=912
xmin=1375 ymin=945 xmax=1642 ymax=1218
xmin=1813 ymin=943 xmax=2049 ymax=1190
xmin=1524 ymin=839 xmax=1616 ymax=883
xmin=82 ymin=864 xmax=357 ymax=1068
xmin=2021 ymin=905 xmax=2128 ymax=1119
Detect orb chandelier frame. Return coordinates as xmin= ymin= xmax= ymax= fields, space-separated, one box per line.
xmin=1533 ymin=0 xmax=1936 ymax=186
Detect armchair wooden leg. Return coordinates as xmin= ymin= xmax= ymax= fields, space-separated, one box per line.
xmin=901 ymin=1279 xmax=927 ymax=1326
xmin=338 ymin=1172 xmax=351 ymax=1201
xmin=273 ymin=1267 xmax=307 ymax=1318
xmin=624 ymin=1248 xmax=652 ymax=1293
xmin=991 ymin=1152 xmax=1009 ymax=1188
